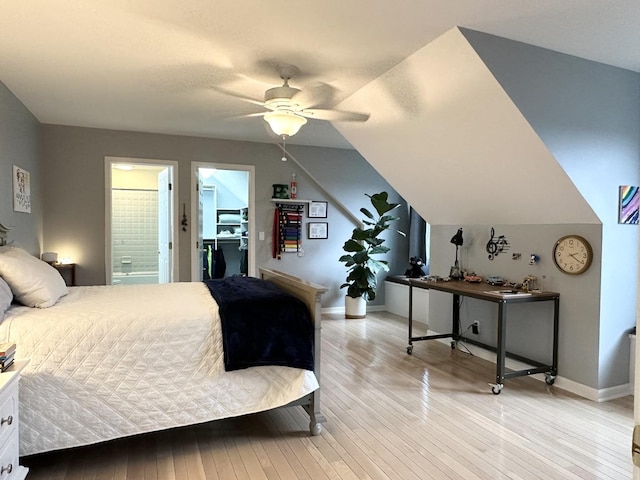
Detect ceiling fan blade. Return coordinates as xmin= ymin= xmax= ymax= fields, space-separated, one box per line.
xmin=292 ymin=82 xmax=338 ymax=109
xmin=209 ymin=86 xmax=264 ymax=107
xmin=239 ymin=112 xmax=267 ymax=118
xmin=299 ymin=109 xmax=370 ymax=122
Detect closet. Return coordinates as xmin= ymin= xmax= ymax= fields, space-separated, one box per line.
xmin=201 ymin=171 xmax=249 ymax=278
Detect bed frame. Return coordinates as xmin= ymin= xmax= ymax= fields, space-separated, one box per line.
xmin=0 ymin=223 xmax=12 ymax=246
xmin=259 ymin=268 xmax=327 ymax=435
xmin=0 ymin=223 xmax=327 ymax=438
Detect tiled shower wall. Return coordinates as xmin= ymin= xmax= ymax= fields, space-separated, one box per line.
xmin=112 ymin=189 xmax=158 ymax=274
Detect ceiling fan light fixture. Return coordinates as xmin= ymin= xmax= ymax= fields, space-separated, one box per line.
xmin=264 ymin=110 xmax=307 ymax=137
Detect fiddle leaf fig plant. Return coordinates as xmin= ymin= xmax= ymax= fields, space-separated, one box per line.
xmin=339 ymin=191 xmax=403 ymax=301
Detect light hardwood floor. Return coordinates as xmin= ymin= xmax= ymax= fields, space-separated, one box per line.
xmin=23 ymin=311 xmax=634 ymax=479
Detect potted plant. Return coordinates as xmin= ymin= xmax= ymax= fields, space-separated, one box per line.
xmin=339 ymin=191 xmax=402 ymax=318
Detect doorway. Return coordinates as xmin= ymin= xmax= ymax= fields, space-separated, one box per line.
xmin=191 ymin=162 xmax=255 ymax=280
xmin=105 ymin=157 xmax=178 ymax=285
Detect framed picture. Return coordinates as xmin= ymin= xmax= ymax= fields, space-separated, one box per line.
xmin=307 ymin=222 xmax=328 ymax=239
xmin=619 ymin=185 xmax=639 ymax=224
xmin=12 ymin=165 xmax=31 ymax=213
xmin=308 ymin=201 xmax=327 ymax=218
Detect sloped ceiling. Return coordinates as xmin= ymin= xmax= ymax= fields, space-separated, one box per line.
xmin=335 ymin=27 xmax=599 ymax=226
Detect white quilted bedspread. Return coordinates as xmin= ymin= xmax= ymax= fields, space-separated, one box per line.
xmin=0 ymin=282 xmax=318 ymax=455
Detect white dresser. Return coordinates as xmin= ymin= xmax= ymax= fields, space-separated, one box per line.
xmin=0 ymin=361 xmax=28 ymax=480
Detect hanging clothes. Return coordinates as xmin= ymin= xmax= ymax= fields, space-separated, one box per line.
xmin=239 ymin=248 xmax=248 ymax=275
xmin=213 ymin=247 xmax=227 ymax=279
xmin=202 ymin=245 xmax=211 ymax=280
xmin=272 ymin=207 xmax=281 ymax=259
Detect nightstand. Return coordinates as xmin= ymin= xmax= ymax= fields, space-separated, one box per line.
xmin=0 ymin=360 xmax=29 ymax=480
xmin=50 ymin=263 xmax=76 ymax=286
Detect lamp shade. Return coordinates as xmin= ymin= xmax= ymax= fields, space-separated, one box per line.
xmin=264 ymin=111 xmax=307 ymax=137
xmin=450 ymin=228 xmax=463 ymax=246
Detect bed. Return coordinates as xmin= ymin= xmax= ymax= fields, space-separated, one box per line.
xmin=0 ymin=231 xmax=326 ymax=456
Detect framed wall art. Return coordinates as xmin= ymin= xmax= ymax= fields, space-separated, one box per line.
xmin=619 ymin=185 xmax=639 ymax=224
xmin=307 ymin=222 xmax=328 ymax=239
xmin=13 ymin=165 xmax=31 ymax=213
xmin=308 ymin=201 xmax=327 ymax=218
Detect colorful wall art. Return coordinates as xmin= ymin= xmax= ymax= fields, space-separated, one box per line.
xmin=619 ymin=185 xmax=639 ymax=224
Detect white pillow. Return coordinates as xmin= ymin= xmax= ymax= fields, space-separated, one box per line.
xmin=0 ymin=246 xmax=68 ymax=308
xmin=0 ymin=277 xmax=12 ymax=316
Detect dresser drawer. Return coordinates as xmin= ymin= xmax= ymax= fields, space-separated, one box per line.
xmin=0 ymin=385 xmax=16 ymax=448
xmin=0 ymin=433 xmax=18 ymax=479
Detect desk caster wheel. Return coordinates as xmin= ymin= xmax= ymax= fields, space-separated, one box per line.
xmin=450 ymin=341 xmax=456 ymax=350
xmin=545 ymin=374 xmax=556 ymax=385
xmin=407 ymin=345 xmax=413 ymax=355
xmin=491 ymin=383 xmax=503 ymax=395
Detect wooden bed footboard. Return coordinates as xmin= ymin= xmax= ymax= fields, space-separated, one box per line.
xmin=259 ymin=268 xmax=327 ymax=435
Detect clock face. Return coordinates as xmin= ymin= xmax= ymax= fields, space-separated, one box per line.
xmin=553 ymin=235 xmax=593 ymax=275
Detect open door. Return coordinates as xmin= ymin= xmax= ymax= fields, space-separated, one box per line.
xmin=157 ymin=167 xmax=172 ymax=283
xmin=105 ymin=157 xmax=178 ymax=285
xmin=191 ymin=162 xmax=255 ymax=280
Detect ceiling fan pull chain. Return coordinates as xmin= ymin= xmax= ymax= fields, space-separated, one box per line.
xmin=281 ymin=135 xmax=287 ymax=161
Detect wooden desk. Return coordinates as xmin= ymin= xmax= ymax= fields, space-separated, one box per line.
xmin=388 ymin=276 xmax=560 ymax=394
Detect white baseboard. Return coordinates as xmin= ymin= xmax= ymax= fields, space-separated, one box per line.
xmin=321 ymin=304 xmax=388 ymax=315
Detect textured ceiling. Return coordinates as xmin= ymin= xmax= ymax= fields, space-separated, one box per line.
xmin=1 ymin=1 xmax=638 ymax=149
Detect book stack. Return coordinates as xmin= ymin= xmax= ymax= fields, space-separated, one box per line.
xmin=0 ymin=343 xmax=15 ymax=372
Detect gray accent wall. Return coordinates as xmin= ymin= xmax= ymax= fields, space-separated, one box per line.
xmin=463 ymin=28 xmax=640 ymax=390
xmin=39 ymin=125 xmax=407 ymax=307
xmin=0 ymin=82 xmax=41 ymax=254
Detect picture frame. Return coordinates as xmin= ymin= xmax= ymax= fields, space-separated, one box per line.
xmin=618 ymin=185 xmax=639 ymax=224
xmin=307 ymin=222 xmax=328 ymax=239
xmin=308 ymin=201 xmax=328 ymax=218
xmin=12 ymin=165 xmax=31 ymax=213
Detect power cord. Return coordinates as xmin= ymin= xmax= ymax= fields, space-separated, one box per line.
xmin=455 ymin=320 xmax=475 ymax=357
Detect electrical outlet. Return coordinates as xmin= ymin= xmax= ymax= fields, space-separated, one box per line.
xmin=472 ymin=321 xmax=479 ymax=335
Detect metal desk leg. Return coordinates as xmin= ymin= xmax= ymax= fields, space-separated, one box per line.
xmin=451 ymin=294 xmax=460 ymax=349
xmin=407 ymin=284 xmax=414 ymax=354
xmin=492 ymin=301 xmax=507 ymax=394
xmin=545 ymin=297 xmax=560 ymax=385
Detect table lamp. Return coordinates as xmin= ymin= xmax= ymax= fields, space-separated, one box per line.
xmin=449 ymin=228 xmax=463 ymax=279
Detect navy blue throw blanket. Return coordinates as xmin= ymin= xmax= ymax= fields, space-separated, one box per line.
xmin=204 ymin=276 xmax=314 ymax=372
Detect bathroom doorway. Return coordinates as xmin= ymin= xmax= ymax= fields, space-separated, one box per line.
xmin=105 ymin=157 xmax=178 ymax=285
xmin=190 ymin=162 xmax=255 ymax=280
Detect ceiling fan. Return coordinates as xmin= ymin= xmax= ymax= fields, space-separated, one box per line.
xmin=221 ymin=64 xmax=370 ymax=137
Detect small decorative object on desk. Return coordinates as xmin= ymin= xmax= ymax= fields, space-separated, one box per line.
xmin=464 ymin=274 xmax=482 ymax=283
xmin=486 ymin=275 xmax=506 ymax=286
xmin=0 ymin=342 xmax=16 ymax=372
xmin=522 ymin=274 xmax=538 ymax=292
xmin=404 ymin=256 xmax=426 ymax=278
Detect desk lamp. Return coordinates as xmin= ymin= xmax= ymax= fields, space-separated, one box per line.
xmin=449 ymin=228 xmax=463 ymax=279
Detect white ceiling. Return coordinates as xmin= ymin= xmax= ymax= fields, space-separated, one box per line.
xmin=1 ymin=1 xmax=638 ymax=150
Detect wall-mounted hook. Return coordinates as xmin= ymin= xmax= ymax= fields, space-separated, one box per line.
xmin=181 ymin=203 xmax=188 ymax=231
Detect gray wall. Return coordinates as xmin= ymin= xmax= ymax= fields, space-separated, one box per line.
xmin=0 ymin=82 xmax=41 ymax=254
xmin=39 ymin=125 xmax=408 ymax=307
xmin=463 ymin=29 xmax=640 ymax=389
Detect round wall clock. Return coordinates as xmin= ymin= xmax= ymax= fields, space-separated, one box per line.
xmin=552 ymin=235 xmax=593 ymax=275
